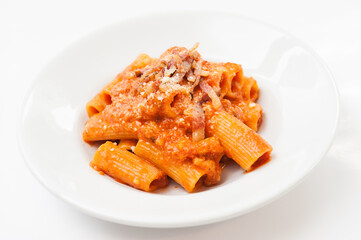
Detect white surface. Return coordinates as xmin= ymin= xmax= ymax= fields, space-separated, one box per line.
xmin=1 ymin=0 xmax=360 ymax=238
xmin=18 ymin=12 xmax=339 ymax=228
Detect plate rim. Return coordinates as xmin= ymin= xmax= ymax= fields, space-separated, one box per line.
xmin=17 ymin=10 xmax=340 ymax=228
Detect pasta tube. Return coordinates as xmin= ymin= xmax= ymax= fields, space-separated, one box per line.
xmin=83 ymin=114 xmax=137 ymax=142
xmin=86 ymin=54 xmax=153 ymax=117
xmin=134 ymin=139 xmax=206 ymax=192
xmin=212 ymin=112 xmax=272 ymax=172
xmin=90 ymin=141 xmax=168 ymax=191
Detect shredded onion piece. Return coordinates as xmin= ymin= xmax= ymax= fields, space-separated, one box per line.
xmin=199 ymin=81 xmax=222 ymax=109
xmin=164 ymin=65 xmax=176 ymax=77
xmin=189 ymin=42 xmax=200 ymax=52
xmin=192 ymin=103 xmax=205 ymax=142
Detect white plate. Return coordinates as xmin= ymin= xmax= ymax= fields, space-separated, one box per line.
xmin=18 ymin=12 xmax=339 ymax=228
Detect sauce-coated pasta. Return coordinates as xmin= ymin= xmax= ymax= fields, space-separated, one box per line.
xmin=83 ymin=44 xmax=272 ymax=192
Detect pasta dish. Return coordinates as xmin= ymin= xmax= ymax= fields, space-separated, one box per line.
xmin=83 ymin=44 xmax=272 ymax=192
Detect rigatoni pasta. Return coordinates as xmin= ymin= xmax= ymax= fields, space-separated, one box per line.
xmin=90 ymin=141 xmax=168 ymax=191
xmin=83 ymin=44 xmax=272 ymax=193
xmin=211 ymin=112 xmax=272 ymax=172
xmin=83 ymin=114 xmax=137 ymax=141
xmin=134 ymin=140 xmax=206 ymax=192
xmin=86 ymin=54 xmax=154 ymax=117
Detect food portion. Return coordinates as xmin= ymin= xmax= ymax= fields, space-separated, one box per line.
xmin=83 ymin=44 xmax=272 ymax=192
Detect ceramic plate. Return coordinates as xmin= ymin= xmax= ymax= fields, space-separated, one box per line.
xmin=18 ymin=11 xmax=339 ymax=228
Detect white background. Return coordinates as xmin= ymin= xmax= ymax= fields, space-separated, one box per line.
xmin=1 ymin=0 xmax=360 ymax=239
